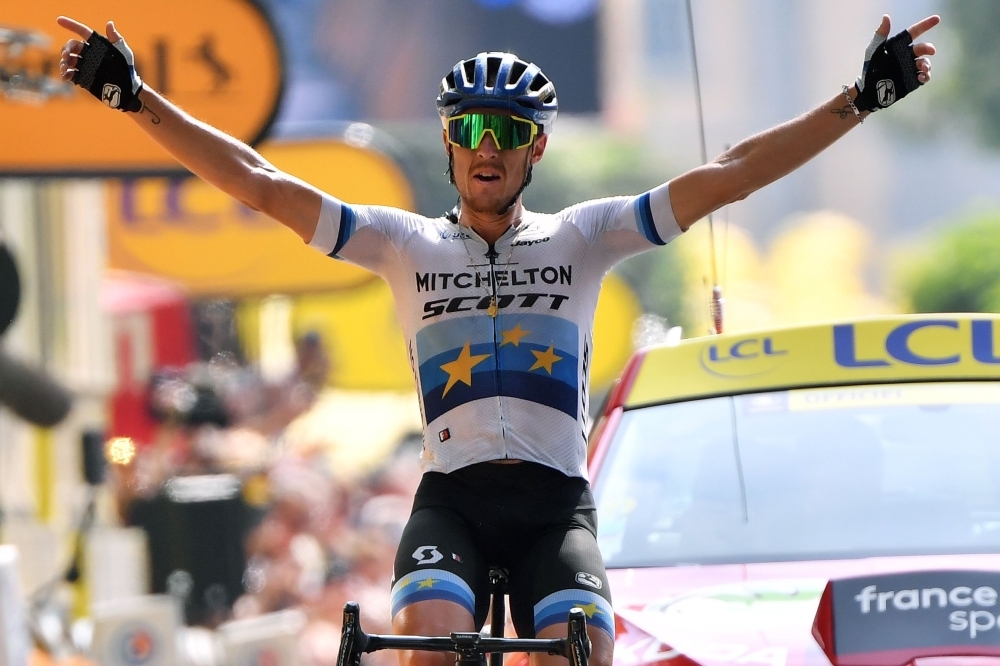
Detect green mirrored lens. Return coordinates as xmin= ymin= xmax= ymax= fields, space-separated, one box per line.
xmin=448 ymin=114 xmax=535 ymax=150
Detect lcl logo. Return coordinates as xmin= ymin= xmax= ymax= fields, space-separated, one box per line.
xmin=833 ymin=320 xmax=1000 ymax=367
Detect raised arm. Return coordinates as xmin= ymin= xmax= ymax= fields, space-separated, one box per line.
xmin=668 ymin=14 xmax=939 ymax=231
xmin=57 ymin=17 xmax=321 ymax=242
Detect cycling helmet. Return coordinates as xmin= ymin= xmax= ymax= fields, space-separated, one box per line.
xmin=436 ymin=52 xmax=558 ymax=135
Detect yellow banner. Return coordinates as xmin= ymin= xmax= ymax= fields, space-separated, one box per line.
xmin=627 ymin=315 xmax=1000 ymax=408
xmin=1 ymin=0 xmax=282 ymax=175
xmin=106 ymin=139 xmax=414 ymax=296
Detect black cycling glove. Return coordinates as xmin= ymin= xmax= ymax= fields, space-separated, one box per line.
xmin=854 ymin=29 xmax=921 ymax=112
xmin=72 ymin=31 xmax=143 ymax=113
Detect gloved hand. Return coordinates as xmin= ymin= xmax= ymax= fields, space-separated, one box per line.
xmin=59 ymin=19 xmax=143 ymax=113
xmin=853 ymin=15 xmax=937 ymax=113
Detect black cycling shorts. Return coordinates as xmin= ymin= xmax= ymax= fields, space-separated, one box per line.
xmin=390 ymin=461 xmax=613 ymax=639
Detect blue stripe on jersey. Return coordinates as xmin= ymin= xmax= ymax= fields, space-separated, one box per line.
xmin=533 ymin=589 xmax=614 ymax=639
xmin=422 ymin=368 xmax=578 ymax=423
xmin=417 ymin=316 xmax=495 ymax=360
xmin=634 ymin=193 xmax=665 ymax=246
xmin=417 ymin=314 xmax=579 ymax=423
xmin=329 ymin=203 xmax=357 ymax=258
xmin=390 ymin=569 xmax=475 ymax=618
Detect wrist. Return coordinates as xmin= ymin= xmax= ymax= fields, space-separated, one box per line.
xmin=841 ymin=85 xmax=866 ymax=124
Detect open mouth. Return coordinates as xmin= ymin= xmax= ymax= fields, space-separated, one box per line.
xmin=474 ymin=173 xmax=501 ymax=183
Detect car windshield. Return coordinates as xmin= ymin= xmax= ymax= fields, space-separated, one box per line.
xmin=594 ymin=381 xmax=1000 ymax=568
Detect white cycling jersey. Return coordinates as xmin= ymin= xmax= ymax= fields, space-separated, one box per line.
xmin=308 ymin=182 xmax=682 ymax=479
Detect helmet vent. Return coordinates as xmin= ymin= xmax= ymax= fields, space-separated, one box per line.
xmin=485 ymin=56 xmax=502 ymax=88
xmin=528 ymin=74 xmax=549 ymax=92
xmin=445 ymin=72 xmax=456 ymax=90
xmin=508 ymin=61 xmax=528 ymax=87
xmin=462 ymin=59 xmax=476 ymax=87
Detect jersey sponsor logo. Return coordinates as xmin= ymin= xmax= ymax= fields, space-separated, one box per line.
xmin=422 ymin=293 xmax=570 ymax=320
xmin=576 ymin=572 xmax=603 ymax=589
xmin=412 ymin=546 xmax=444 ymax=565
xmin=512 ymin=237 xmax=551 ymax=247
xmin=415 ymin=265 xmax=573 ymax=293
xmin=876 ymin=78 xmax=896 ymax=106
xmin=438 ymin=428 xmax=451 ymax=442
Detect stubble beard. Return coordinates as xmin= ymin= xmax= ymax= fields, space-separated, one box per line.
xmin=460 ymin=181 xmax=516 ymax=219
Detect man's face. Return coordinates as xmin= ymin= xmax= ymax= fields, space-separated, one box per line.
xmin=443 ymin=109 xmax=547 ymax=217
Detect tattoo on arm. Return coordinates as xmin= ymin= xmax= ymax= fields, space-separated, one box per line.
xmin=832 ymin=105 xmax=852 ymax=120
xmin=140 ymin=103 xmax=161 ymax=125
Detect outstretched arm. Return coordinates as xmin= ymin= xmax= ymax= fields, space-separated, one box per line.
xmin=57 ymin=17 xmax=322 ymax=242
xmin=668 ymin=14 xmax=939 ymax=231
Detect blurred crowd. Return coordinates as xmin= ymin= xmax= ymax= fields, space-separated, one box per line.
xmin=107 ymin=331 xmax=421 ymax=666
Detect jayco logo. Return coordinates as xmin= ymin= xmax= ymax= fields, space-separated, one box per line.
xmin=512 ymin=237 xmax=550 ymax=247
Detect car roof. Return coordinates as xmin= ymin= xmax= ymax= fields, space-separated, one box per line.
xmin=621 ymin=313 xmax=1000 ymax=409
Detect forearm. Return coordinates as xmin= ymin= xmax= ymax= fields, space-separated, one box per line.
xmin=721 ymin=89 xmax=868 ymax=200
xmin=669 ymin=88 xmax=868 ymax=229
xmin=131 ymin=87 xmax=320 ymax=240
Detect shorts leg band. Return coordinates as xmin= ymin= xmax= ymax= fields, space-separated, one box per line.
xmin=533 ymin=589 xmax=615 ymax=639
xmin=390 ymin=569 xmax=476 ymax=618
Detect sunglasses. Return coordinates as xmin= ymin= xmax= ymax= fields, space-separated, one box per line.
xmin=447 ymin=113 xmax=539 ymax=151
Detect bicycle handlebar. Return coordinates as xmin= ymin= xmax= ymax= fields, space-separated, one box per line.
xmin=337 ymin=602 xmax=591 ymax=666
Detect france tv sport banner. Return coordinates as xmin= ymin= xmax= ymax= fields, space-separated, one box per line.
xmin=813 ymin=570 xmax=1000 ymax=666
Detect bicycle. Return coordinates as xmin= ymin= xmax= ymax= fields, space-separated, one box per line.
xmin=336 ymin=568 xmax=592 ymax=666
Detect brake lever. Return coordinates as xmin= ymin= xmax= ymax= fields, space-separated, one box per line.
xmin=338 ymin=602 xmax=369 ymax=666
xmin=566 ymin=608 xmax=591 ymax=666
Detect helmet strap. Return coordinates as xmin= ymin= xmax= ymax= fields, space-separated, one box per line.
xmin=446 ymin=147 xmax=455 ymax=185
xmin=445 ymin=196 xmax=461 ymax=224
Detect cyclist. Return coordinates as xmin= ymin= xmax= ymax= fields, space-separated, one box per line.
xmin=58 ymin=13 xmax=938 ymax=666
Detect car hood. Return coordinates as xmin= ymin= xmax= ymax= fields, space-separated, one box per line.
xmin=608 ymin=554 xmax=1000 ymax=666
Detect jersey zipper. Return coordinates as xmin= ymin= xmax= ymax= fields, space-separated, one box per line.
xmin=487 ymin=242 xmax=508 ymax=458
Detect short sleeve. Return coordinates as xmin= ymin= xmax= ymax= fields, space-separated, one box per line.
xmin=565 ymin=180 xmax=683 ymax=268
xmin=308 ymin=193 xmax=421 ymax=275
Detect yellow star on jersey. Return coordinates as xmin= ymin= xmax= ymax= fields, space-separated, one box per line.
xmin=529 ymin=344 xmax=562 ymax=374
xmin=574 ymin=602 xmax=602 ymax=618
xmin=440 ymin=341 xmax=491 ymax=397
xmin=417 ymin=578 xmax=438 ymax=589
xmin=501 ymin=323 xmax=531 ymax=347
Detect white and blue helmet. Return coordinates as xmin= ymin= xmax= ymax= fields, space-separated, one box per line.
xmin=436 ymin=52 xmax=559 ymax=134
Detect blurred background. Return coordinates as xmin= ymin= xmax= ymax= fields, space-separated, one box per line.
xmin=1 ymin=0 xmax=999 ymax=664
